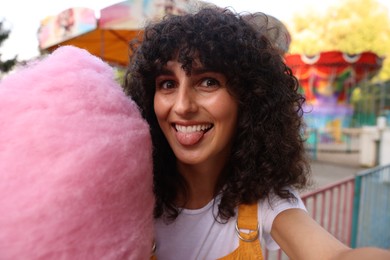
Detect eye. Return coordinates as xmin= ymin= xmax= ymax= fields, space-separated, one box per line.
xmin=200 ymin=78 xmax=220 ymax=88
xmin=157 ymin=80 xmax=175 ymax=90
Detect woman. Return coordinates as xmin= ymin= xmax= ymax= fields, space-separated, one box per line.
xmin=124 ymin=7 xmax=390 ymax=260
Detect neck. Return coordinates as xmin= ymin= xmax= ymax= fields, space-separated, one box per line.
xmin=176 ymin=160 xmax=227 ymax=209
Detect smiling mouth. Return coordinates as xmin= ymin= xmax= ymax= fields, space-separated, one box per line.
xmin=173 ymin=124 xmax=213 ymax=133
xmin=173 ymin=124 xmax=213 ymax=146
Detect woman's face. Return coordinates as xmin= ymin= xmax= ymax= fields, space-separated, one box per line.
xmin=154 ymin=59 xmax=238 ymax=167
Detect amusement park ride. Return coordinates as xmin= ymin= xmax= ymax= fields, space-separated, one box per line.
xmin=38 ymin=0 xmax=191 ymax=66
xmin=285 ymin=51 xmax=383 ymax=130
xmin=37 ymin=0 xmax=384 ymax=133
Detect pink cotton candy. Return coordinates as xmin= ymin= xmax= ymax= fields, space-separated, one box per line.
xmin=0 ymin=46 xmax=154 ymax=259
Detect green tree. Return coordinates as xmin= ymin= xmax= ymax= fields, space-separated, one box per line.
xmin=287 ymin=0 xmax=390 ymax=81
xmin=0 ymin=20 xmax=17 ymax=74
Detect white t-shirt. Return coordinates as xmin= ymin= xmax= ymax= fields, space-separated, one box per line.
xmin=154 ymin=190 xmax=306 ymax=260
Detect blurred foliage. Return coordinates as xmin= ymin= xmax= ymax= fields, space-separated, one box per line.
xmin=0 ymin=20 xmax=17 ymax=74
xmin=114 ymin=67 xmax=126 ymax=86
xmin=287 ymin=0 xmax=390 ymax=81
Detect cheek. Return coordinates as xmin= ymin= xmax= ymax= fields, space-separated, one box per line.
xmin=224 ymin=106 xmax=238 ymax=133
xmin=153 ymin=95 xmax=166 ymax=121
xmin=213 ymin=96 xmax=238 ymax=124
xmin=224 ymin=98 xmax=238 ymax=130
xmin=154 ymin=95 xmax=174 ymax=138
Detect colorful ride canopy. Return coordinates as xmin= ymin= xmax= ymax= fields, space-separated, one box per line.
xmin=285 ymin=51 xmax=383 ymax=105
xmin=285 ymin=51 xmax=383 ymax=130
xmin=38 ymin=0 xmax=192 ymax=67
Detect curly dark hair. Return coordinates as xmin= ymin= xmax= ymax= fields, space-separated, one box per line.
xmin=123 ymin=7 xmax=311 ymax=221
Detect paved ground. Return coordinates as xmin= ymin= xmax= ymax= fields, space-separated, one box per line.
xmin=307 ymin=151 xmax=367 ymax=190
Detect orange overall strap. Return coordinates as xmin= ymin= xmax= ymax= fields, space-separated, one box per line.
xmin=237 ymin=203 xmax=258 ymax=231
xmin=218 ymin=203 xmax=263 ymax=259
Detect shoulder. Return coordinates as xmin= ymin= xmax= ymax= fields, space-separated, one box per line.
xmin=258 ymin=188 xmax=306 ymax=250
xmin=259 ymin=188 xmax=306 ymax=226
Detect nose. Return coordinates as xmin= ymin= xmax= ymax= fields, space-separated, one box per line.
xmin=173 ymin=83 xmax=198 ymax=116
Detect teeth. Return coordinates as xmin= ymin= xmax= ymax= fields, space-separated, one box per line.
xmin=175 ymin=124 xmax=212 ymax=133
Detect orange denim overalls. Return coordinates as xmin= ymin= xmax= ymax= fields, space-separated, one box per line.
xmin=151 ymin=203 xmax=264 ymax=260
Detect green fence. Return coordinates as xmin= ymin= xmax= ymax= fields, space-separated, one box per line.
xmin=351 ymin=164 xmax=390 ymax=248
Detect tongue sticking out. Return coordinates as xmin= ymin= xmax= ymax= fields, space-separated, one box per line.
xmin=176 ymin=131 xmax=205 ymax=146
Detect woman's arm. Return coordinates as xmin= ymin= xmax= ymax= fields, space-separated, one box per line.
xmin=271 ymin=208 xmax=390 ymax=260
